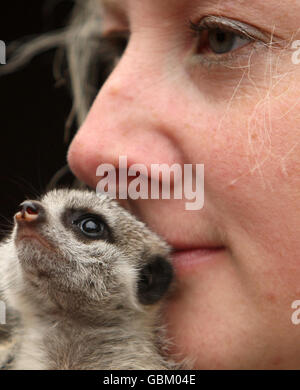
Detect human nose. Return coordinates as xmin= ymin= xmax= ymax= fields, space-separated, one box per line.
xmin=67 ymin=45 xmax=184 ymax=190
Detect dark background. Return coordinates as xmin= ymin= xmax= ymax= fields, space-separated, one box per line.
xmin=0 ymin=0 xmax=76 ymax=237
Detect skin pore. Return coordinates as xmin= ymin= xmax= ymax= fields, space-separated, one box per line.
xmin=67 ymin=0 xmax=300 ymax=369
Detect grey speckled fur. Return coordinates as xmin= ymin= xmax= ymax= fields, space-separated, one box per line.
xmin=0 ymin=189 xmax=176 ymax=370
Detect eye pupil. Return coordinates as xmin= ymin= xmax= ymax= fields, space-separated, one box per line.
xmin=209 ymin=29 xmax=235 ymax=54
xmin=82 ymin=219 xmax=101 ymax=234
xmin=75 ymin=216 xmax=107 ymax=239
xmin=216 ymin=30 xmax=226 ymax=43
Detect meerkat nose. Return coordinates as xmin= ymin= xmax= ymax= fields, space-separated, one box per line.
xmin=15 ymin=201 xmax=44 ymax=223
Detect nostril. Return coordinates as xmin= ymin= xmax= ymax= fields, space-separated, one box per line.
xmin=21 ymin=201 xmax=40 ymax=216
xmin=16 ymin=201 xmax=44 ymax=223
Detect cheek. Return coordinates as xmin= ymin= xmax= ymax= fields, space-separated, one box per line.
xmin=186 ymin=72 xmax=300 ymax=241
xmin=162 ymin=72 xmax=300 ymax=368
xmin=208 ymin=93 xmax=300 ymax=286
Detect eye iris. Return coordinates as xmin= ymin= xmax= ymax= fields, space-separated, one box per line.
xmin=208 ymin=28 xmax=235 ymax=54
xmin=81 ymin=219 xmax=103 ymax=236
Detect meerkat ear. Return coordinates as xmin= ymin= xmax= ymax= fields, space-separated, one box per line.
xmin=137 ymin=256 xmax=173 ymax=305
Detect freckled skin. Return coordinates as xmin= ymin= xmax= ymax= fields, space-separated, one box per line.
xmin=68 ymin=0 xmax=300 ymax=369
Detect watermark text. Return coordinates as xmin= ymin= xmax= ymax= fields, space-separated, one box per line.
xmin=96 ymin=156 xmax=204 ymax=211
xmin=0 ymin=40 xmax=6 ymax=65
xmin=0 ymin=300 xmax=6 ymax=325
xmin=292 ymin=40 xmax=300 ymax=65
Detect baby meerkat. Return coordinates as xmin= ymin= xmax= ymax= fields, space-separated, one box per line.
xmin=0 ymin=189 xmax=175 ymax=370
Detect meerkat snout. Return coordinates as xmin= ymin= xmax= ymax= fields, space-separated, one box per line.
xmin=16 ymin=200 xmax=43 ymax=222
xmin=0 ymin=189 xmax=176 ymax=369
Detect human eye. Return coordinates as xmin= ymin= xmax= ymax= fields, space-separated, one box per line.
xmin=189 ymin=15 xmax=270 ymax=66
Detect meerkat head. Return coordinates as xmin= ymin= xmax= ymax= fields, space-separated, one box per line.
xmin=8 ymin=189 xmax=173 ymax=317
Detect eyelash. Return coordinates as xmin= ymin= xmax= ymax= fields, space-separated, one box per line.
xmin=187 ymin=16 xmax=268 ymax=67
xmin=94 ymin=16 xmax=270 ymax=85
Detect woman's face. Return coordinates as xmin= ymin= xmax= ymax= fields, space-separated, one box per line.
xmin=67 ymin=0 xmax=300 ymax=369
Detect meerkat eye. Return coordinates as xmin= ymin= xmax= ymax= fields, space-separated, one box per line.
xmin=80 ymin=218 xmax=104 ymax=237
xmin=73 ymin=215 xmax=108 ymax=239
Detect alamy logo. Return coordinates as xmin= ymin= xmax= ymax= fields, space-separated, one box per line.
xmin=0 ymin=300 xmax=6 ymax=324
xmin=291 ymin=300 xmax=300 ymax=325
xmin=96 ymin=156 xmax=204 ymax=211
xmin=292 ymin=40 xmax=300 ymax=65
xmin=0 ymin=40 xmax=6 ymax=65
